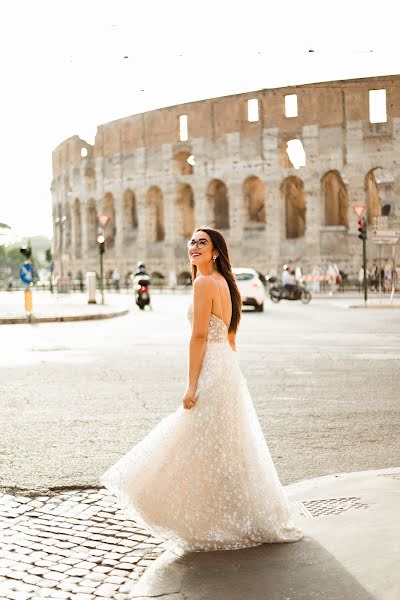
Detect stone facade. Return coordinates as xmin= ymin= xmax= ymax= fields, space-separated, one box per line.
xmin=51 ymin=75 xmax=400 ymax=283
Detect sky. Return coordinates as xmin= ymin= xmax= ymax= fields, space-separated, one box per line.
xmin=0 ymin=0 xmax=399 ymax=243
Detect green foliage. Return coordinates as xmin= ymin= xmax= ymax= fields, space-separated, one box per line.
xmin=45 ymin=248 xmax=52 ymax=263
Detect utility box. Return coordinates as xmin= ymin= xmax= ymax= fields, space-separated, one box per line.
xmin=86 ymin=272 xmax=97 ymax=304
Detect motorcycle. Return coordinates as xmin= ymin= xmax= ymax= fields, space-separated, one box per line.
xmin=134 ymin=275 xmax=151 ymax=310
xmin=269 ymin=280 xmax=311 ymax=304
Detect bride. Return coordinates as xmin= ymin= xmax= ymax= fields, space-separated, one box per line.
xmin=100 ymin=227 xmax=304 ymax=553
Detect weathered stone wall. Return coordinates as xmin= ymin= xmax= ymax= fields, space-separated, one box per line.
xmin=51 ymin=75 xmax=400 ymax=283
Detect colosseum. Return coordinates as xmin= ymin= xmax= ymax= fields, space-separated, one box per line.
xmin=51 ymin=74 xmax=400 ymax=286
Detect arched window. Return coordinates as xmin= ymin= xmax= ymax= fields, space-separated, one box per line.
xmin=206 ymin=180 xmax=229 ymax=229
xmin=243 ymin=176 xmax=266 ymax=226
xmin=173 ymin=151 xmax=194 ymax=175
xmin=281 ymin=176 xmax=306 ymax=239
xmin=87 ymin=198 xmax=97 ymax=249
xmin=365 ymin=168 xmax=394 ymax=224
xmin=322 ymin=171 xmax=349 ymax=227
xmin=123 ymin=189 xmax=138 ymax=241
xmin=175 ymin=184 xmax=195 ymax=239
xmin=73 ymin=198 xmax=82 ymax=258
xmin=146 ymin=186 xmax=165 ymax=242
xmin=102 ymin=193 xmax=116 ymax=247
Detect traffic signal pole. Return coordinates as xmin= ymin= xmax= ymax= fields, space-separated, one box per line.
xmin=362 ymin=231 xmax=368 ymax=304
xmin=357 ymin=215 xmax=368 ymax=305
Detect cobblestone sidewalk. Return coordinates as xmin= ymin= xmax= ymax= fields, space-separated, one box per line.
xmin=0 ymin=488 xmax=166 ymax=599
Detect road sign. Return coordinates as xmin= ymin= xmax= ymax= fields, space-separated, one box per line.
xmin=98 ymin=214 xmax=110 ymax=228
xmin=372 ymin=229 xmax=400 ymax=245
xmin=352 ymin=205 xmax=366 ymax=219
xmin=19 ymin=263 xmax=34 ymax=284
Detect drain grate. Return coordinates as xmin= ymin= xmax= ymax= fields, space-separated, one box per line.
xmin=296 ymin=496 xmax=368 ymax=518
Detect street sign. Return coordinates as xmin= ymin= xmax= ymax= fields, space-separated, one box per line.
xmin=352 ymin=205 xmax=366 ymax=219
xmin=372 ymin=229 xmax=400 ymax=245
xmin=19 ymin=263 xmax=34 ymax=284
xmin=98 ymin=214 xmax=110 ymax=228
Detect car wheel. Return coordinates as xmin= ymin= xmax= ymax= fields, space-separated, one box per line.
xmin=255 ymin=302 xmax=264 ymax=312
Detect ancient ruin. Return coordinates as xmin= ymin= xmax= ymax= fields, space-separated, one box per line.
xmin=51 ymin=75 xmax=400 ymax=284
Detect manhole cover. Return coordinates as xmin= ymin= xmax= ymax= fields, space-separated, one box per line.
xmin=296 ymin=496 xmax=368 ymax=518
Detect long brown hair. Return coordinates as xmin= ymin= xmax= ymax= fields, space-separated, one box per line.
xmin=190 ymin=227 xmax=242 ymax=333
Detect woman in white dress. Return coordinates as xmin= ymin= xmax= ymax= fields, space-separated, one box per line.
xmin=100 ymin=227 xmax=304 ymax=553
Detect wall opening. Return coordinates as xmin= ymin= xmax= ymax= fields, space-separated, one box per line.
xmin=247 ymin=98 xmax=259 ymax=122
xmin=175 ymin=184 xmax=195 ymax=239
xmin=74 ymin=198 xmax=82 ymax=259
xmin=173 ymin=151 xmax=193 ymax=175
xmin=322 ymin=171 xmax=349 ymax=227
xmin=123 ymin=189 xmax=138 ymax=240
xmin=243 ymin=176 xmax=266 ymax=226
xmin=87 ymin=199 xmax=97 ymax=249
xmin=365 ymin=168 xmax=394 ymax=224
xmin=146 ymin=186 xmax=165 ymax=242
xmin=103 ymin=193 xmax=116 ymax=248
xmin=281 ymin=176 xmax=306 ymax=239
xmin=369 ymin=89 xmax=387 ymax=124
xmin=179 ymin=114 xmax=188 ymax=141
xmin=286 ymin=139 xmax=306 ymax=168
xmin=285 ymin=94 xmax=298 ymax=118
xmin=207 ymin=179 xmax=230 ymax=229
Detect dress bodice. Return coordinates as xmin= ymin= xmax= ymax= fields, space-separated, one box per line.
xmin=187 ymin=303 xmax=228 ymax=343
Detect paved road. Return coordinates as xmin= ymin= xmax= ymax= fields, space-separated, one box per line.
xmin=1 ymin=293 xmax=399 ymax=494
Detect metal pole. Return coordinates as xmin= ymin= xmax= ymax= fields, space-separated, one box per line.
xmin=100 ymin=249 xmax=104 ymax=305
xmin=390 ymin=244 xmax=395 ymax=305
xmin=363 ymin=235 xmax=368 ymax=304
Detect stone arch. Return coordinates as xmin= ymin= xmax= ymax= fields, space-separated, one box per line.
xmin=365 ymin=168 xmax=395 ymax=224
xmin=322 ymin=171 xmax=349 ymax=227
xmin=279 ymin=139 xmax=295 ymax=168
xmin=73 ymin=198 xmax=82 ymax=259
xmin=243 ymin=176 xmax=266 ymax=225
xmin=123 ymin=189 xmax=138 ymax=240
xmin=103 ymin=193 xmax=116 ymax=248
xmin=87 ymin=198 xmax=97 ymax=249
xmin=281 ymin=176 xmax=306 ymax=239
xmin=177 ymin=271 xmax=192 ymax=285
xmin=206 ymin=179 xmax=230 ymax=229
xmin=173 ymin=151 xmax=193 ymax=175
xmin=146 ymin=186 xmax=165 ymax=242
xmin=64 ymin=204 xmax=72 ymax=250
xmin=175 ymin=183 xmax=195 ymax=239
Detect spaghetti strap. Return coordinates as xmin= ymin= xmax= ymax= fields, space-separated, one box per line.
xmin=211 ymin=276 xmax=223 ymax=324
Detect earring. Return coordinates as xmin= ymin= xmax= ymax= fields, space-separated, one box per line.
xmin=213 ymin=256 xmax=217 ymax=262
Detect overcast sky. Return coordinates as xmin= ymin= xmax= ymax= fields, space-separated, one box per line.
xmin=1 ymin=0 xmax=399 ymax=242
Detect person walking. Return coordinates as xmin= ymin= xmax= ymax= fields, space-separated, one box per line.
xmin=100 ymin=227 xmax=303 ymax=554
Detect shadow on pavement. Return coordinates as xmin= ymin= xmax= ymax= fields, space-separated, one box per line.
xmin=130 ymin=537 xmax=375 ymax=600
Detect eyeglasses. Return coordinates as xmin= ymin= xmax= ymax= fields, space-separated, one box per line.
xmin=186 ymin=238 xmax=209 ymax=249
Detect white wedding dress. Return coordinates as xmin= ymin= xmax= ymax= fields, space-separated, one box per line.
xmin=100 ymin=281 xmax=304 ymax=553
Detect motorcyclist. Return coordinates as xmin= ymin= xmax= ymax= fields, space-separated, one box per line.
xmin=281 ymin=264 xmax=297 ymax=299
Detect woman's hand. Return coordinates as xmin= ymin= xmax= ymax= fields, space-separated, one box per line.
xmin=182 ymin=386 xmax=197 ymax=410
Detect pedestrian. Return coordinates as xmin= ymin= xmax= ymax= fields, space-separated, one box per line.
xmin=112 ymin=269 xmax=121 ymax=292
xmin=100 ymin=227 xmax=303 ymax=553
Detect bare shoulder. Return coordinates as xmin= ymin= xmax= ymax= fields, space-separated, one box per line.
xmin=193 ymin=276 xmax=215 ymax=292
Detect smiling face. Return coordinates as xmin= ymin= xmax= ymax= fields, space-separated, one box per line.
xmin=187 ymin=230 xmax=218 ymax=271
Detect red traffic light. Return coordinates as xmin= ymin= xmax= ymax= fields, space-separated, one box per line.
xmin=358 ymin=219 xmax=366 ymax=227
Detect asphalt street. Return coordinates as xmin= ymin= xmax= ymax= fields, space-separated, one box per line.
xmin=1 ymin=292 xmax=399 ymax=494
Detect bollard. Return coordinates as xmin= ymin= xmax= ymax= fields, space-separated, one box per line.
xmin=86 ymin=272 xmax=97 ymax=304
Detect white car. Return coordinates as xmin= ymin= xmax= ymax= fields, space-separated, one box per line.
xmin=233 ymin=267 xmax=266 ymax=312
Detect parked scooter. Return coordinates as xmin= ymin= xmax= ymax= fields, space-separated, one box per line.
xmin=269 ymin=280 xmax=312 ymax=304
xmin=134 ymin=274 xmax=151 ymax=310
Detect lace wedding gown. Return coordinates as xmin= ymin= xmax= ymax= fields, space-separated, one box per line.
xmin=100 ymin=286 xmax=304 ymax=553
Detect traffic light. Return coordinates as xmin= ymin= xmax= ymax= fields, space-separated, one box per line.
xmin=20 ymin=246 xmax=32 ymax=259
xmin=358 ymin=219 xmax=367 ymax=241
xmin=97 ymin=233 xmax=106 ymax=254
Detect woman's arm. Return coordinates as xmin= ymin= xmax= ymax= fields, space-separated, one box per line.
xmin=183 ymin=277 xmax=213 ymax=409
